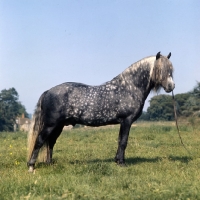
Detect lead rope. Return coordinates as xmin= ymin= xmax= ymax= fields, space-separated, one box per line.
xmin=172 ymin=91 xmax=192 ymax=155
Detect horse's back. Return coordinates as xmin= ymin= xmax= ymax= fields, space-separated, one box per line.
xmin=42 ymin=82 xmax=91 ymax=110
xmin=41 ymin=82 xmax=123 ymax=126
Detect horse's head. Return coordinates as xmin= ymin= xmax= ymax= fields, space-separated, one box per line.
xmin=152 ymin=52 xmax=175 ymax=93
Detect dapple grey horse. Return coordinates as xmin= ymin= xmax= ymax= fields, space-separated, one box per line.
xmin=27 ymin=52 xmax=175 ymax=172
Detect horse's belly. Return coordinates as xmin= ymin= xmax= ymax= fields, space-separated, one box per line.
xmin=78 ymin=110 xmax=120 ymax=126
xmin=80 ymin=117 xmax=120 ymax=126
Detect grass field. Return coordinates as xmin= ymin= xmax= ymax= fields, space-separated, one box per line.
xmin=1 ymin=121 xmax=200 ymax=199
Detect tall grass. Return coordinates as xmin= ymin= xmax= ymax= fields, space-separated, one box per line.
xmin=0 ymin=122 xmax=200 ymax=199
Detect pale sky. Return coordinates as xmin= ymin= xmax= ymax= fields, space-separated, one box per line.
xmin=0 ymin=0 xmax=200 ymax=114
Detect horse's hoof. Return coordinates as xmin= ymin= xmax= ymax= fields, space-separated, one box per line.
xmin=28 ymin=166 xmax=34 ymax=173
xmin=115 ymin=160 xmax=127 ymax=167
xmin=119 ymin=163 xmax=127 ymax=167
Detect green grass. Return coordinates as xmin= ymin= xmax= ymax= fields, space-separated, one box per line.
xmin=1 ymin=122 xmax=200 ymax=199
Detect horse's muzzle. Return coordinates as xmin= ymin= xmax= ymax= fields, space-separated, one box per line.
xmin=164 ymin=83 xmax=175 ymax=93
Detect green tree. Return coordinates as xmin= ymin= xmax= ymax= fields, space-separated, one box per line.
xmin=188 ymin=81 xmax=200 ymax=116
xmin=139 ymin=111 xmax=150 ymax=121
xmin=177 ymin=82 xmax=200 ymax=117
xmin=174 ymin=93 xmax=190 ymax=116
xmin=140 ymin=82 xmax=200 ymax=121
xmin=147 ymin=95 xmax=174 ymax=121
xmin=191 ymin=81 xmax=200 ymax=98
xmin=0 ymin=88 xmax=28 ymax=131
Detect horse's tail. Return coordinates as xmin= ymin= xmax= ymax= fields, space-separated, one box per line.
xmin=27 ymin=91 xmax=48 ymax=162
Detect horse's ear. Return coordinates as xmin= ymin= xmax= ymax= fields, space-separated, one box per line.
xmin=167 ymin=52 xmax=171 ymax=59
xmin=156 ymin=52 xmax=161 ymax=60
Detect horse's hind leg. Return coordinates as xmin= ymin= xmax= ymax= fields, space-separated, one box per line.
xmin=27 ymin=126 xmax=55 ymax=172
xmin=47 ymin=125 xmax=64 ymax=164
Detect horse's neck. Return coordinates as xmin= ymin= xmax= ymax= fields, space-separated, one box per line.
xmin=112 ymin=56 xmax=156 ymax=99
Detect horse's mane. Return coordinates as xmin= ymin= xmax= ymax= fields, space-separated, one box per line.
xmin=104 ymin=55 xmax=174 ymax=93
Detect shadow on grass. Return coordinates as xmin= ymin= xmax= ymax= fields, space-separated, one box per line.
xmin=86 ymin=156 xmax=193 ymax=165
xmin=67 ymin=157 xmax=162 ymax=165
xmin=125 ymin=157 xmax=162 ymax=165
xmin=168 ymin=156 xmax=193 ymax=163
xmin=34 ymin=156 xmax=193 ymax=169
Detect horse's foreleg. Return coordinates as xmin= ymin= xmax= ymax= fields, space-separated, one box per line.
xmin=115 ymin=118 xmax=132 ymax=166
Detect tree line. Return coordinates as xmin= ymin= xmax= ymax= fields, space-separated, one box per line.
xmin=139 ymin=82 xmax=200 ymax=121
xmin=0 ymin=88 xmax=28 ymax=131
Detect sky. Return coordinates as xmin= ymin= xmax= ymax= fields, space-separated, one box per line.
xmin=0 ymin=0 xmax=200 ymax=114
